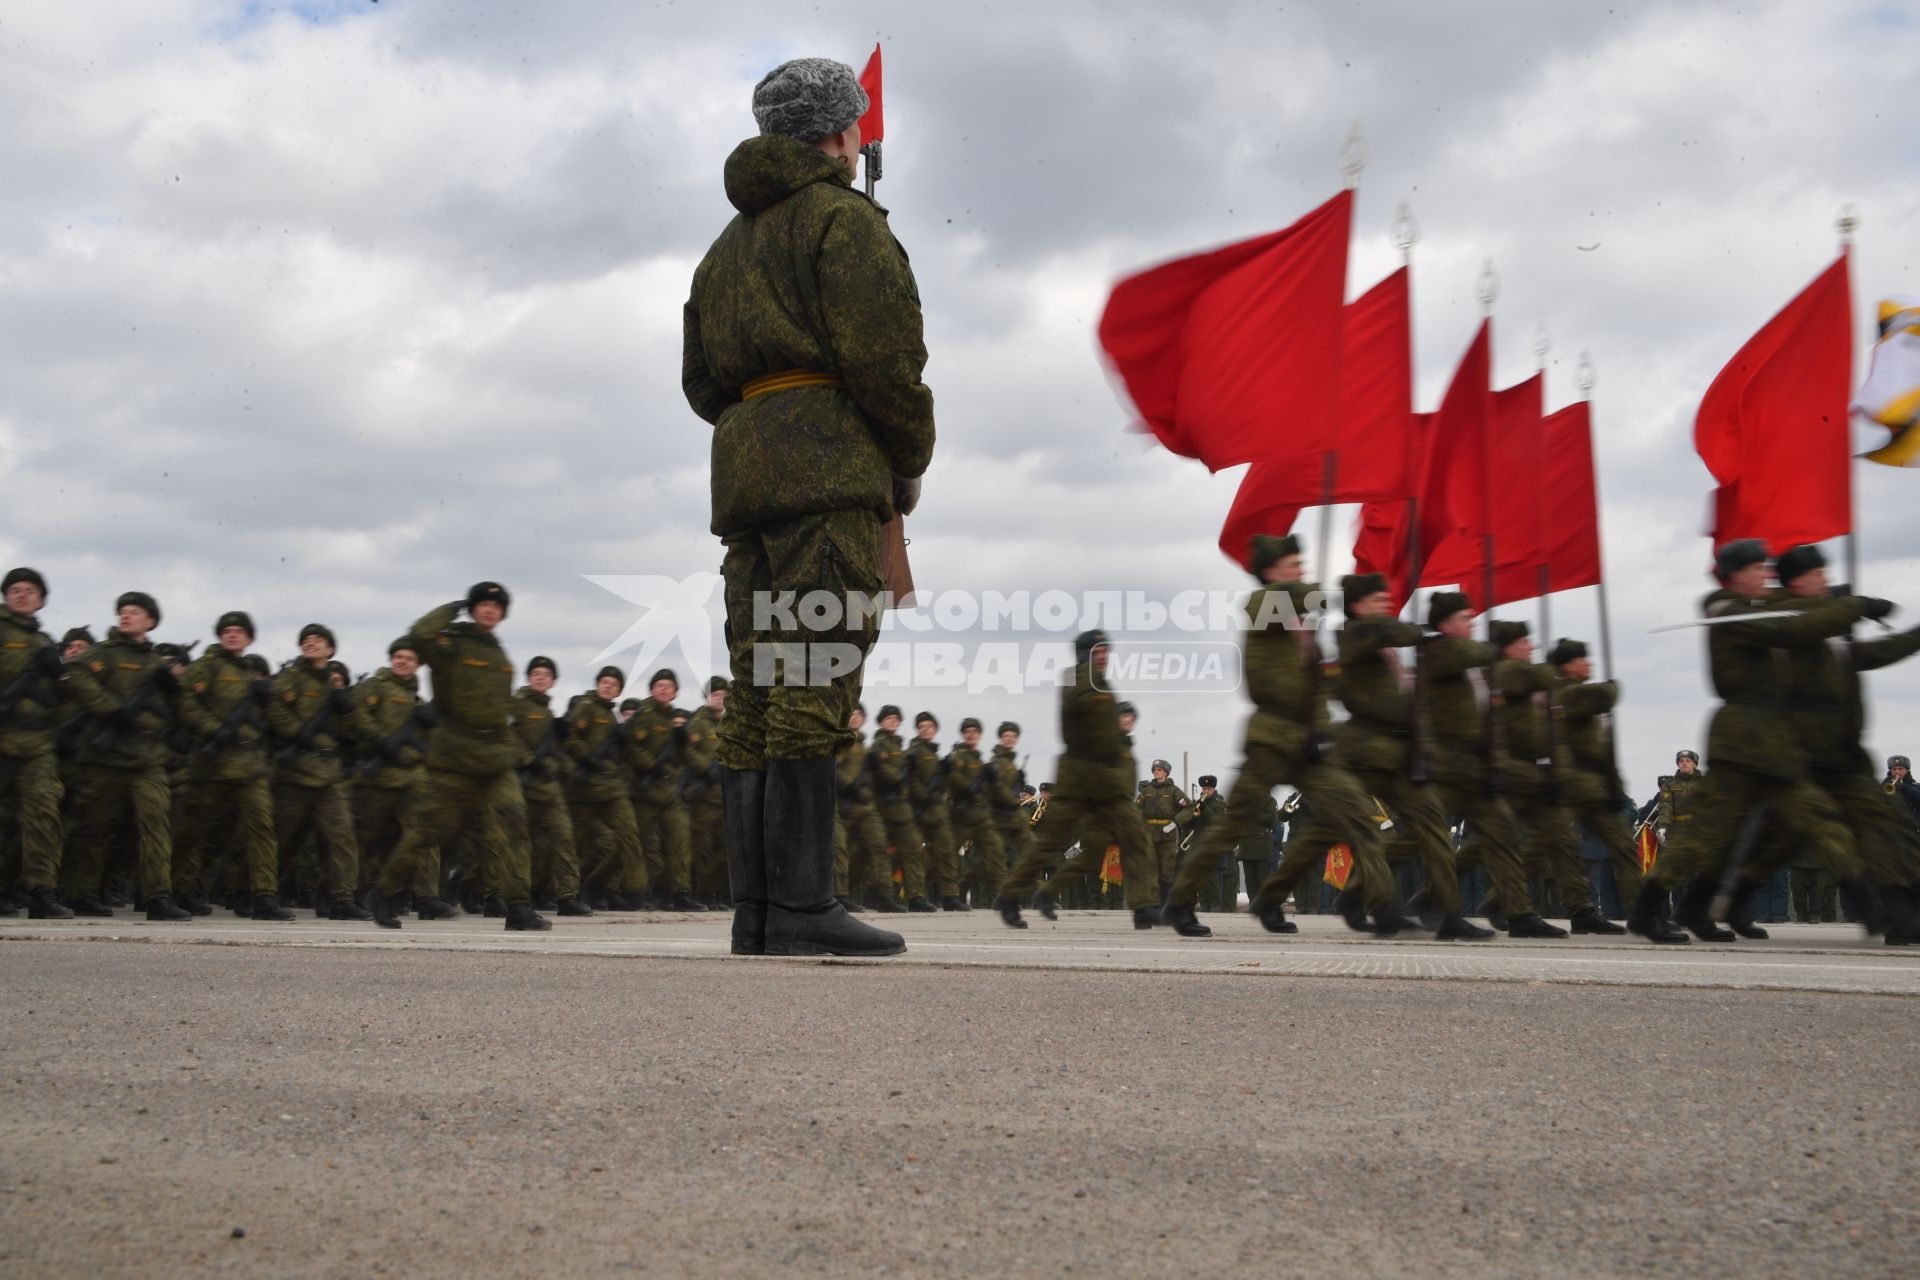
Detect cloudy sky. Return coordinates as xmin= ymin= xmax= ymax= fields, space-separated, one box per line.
xmin=3 ymin=0 xmax=1917 ymax=800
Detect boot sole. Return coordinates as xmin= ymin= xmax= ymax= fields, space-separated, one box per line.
xmin=765 ymin=941 xmax=907 ymax=957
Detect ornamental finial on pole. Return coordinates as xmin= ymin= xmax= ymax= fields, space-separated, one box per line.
xmin=1341 ymin=120 xmax=1367 ymax=190
xmin=1477 ymin=258 xmax=1499 ymax=316
xmin=1393 ymin=200 xmax=1417 ymax=264
xmin=1533 ymin=321 xmax=1550 ymax=372
xmin=1576 ymin=351 xmax=1596 ymax=397
xmin=1837 ymin=203 xmax=1860 ymax=249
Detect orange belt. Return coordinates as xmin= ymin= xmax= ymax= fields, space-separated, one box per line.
xmin=741 ymin=370 xmax=844 ymax=400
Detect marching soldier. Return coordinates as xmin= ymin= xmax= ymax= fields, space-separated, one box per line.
xmin=1164 ymin=536 xmax=1403 ymax=938
xmin=624 ymin=669 xmax=703 ymax=912
xmin=1183 ymin=775 xmax=1230 ymax=911
xmin=565 ymin=666 xmax=648 ymax=910
xmin=1136 ymin=759 xmax=1190 ymax=904
xmin=871 ymin=706 xmax=934 ymax=911
xmin=1546 ymin=637 xmax=1642 ymax=928
xmin=907 ymin=711 xmax=962 ymax=908
xmin=683 ymin=677 xmax=730 ymax=908
xmin=59 ymin=591 xmax=190 ymax=919
xmin=833 ymin=704 xmax=891 ymax=911
xmin=351 ymin=639 xmax=452 ymax=918
xmin=989 ymin=723 xmax=1032 ymax=886
xmin=1234 ymin=788 xmax=1279 ymax=915
xmin=59 ymin=627 xmax=95 ymax=663
xmin=514 ymin=656 xmax=590 ymax=916
xmin=266 ymin=624 xmax=374 ymax=919
xmin=172 ymin=611 xmax=289 ymax=920
xmin=367 ymin=583 xmax=550 ymax=931
xmin=946 ymin=717 xmax=1004 ymax=910
xmin=0 ymin=567 xmax=73 ymax=918
xmin=992 ymin=629 xmax=1162 ymax=929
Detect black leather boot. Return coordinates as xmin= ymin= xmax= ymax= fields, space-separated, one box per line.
xmin=763 ymin=760 xmax=905 ymax=957
xmin=906 ymin=896 xmax=938 ymax=913
xmin=940 ymin=895 xmax=970 ymax=912
xmin=1626 ymin=881 xmax=1689 ymax=943
xmin=1371 ymin=903 xmax=1417 ymax=937
xmin=27 ymin=888 xmax=73 ymax=920
xmin=836 ymin=895 xmax=867 ymax=913
xmin=865 ymin=889 xmax=905 ymax=914
xmin=1335 ymin=888 xmax=1373 ymax=934
xmin=145 ymin=894 xmax=191 ymax=922
xmin=1251 ymin=898 xmax=1295 ymax=934
xmin=665 ymin=890 xmax=704 ymax=912
xmin=1161 ymin=901 xmax=1212 ymax=938
xmin=482 ymin=893 xmax=508 ymax=918
xmin=1725 ymin=882 xmax=1770 ymax=940
xmin=251 ymin=894 xmax=295 ymax=922
xmin=1475 ymin=893 xmax=1509 ymax=933
xmin=504 ymin=902 xmax=552 ymax=931
xmin=1569 ymin=907 xmax=1626 ymax=935
xmin=415 ymin=896 xmax=461 ymax=920
xmin=68 ymin=895 xmax=114 ymax=918
xmin=177 ymin=893 xmax=214 ymax=917
xmin=1034 ymin=890 xmax=1058 ymax=921
xmin=329 ymin=896 xmax=373 ymax=922
xmin=1406 ymin=885 xmax=1444 ymax=932
xmin=1132 ymin=906 xmax=1161 ymax=929
xmin=1674 ymin=876 xmax=1735 ymax=942
xmin=557 ymin=897 xmax=595 ymax=917
xmin=992 ymin=894 xmax=1028 ymax=929
xmin=1436 ymin=914 xmax=1495 ymax=940
xmin=1506 ymin=913 xmax=1568 ymax=939
xmin=723 ymin=766 xmax=768 ymax=955
xmin=367 ymin=888 xmax=402 ymax=929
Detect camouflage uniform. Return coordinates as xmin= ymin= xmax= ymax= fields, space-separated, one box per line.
xmin=0 ymin=603 xmax=65 ymax=896
xmin=267 ymin=659 xmax=374 ymax=907
xmin=1136 ymin=776 xmax=1190 ymax=894
xmin=989 ymin=746 xmax=1032 ymax=885
xmin=1235 ymin=790 xmax=1280 ymax=909
xmin=1466 ymin=656 xmax=1589 ymax=914
xmin=376 ymin=602 xmax=536 ymax=908
xmin=59 ymin=630 xmax=180 ymax=901
xmin=351 ymin=666 xmax=435 ymax=899
xmin=1555 ymin=674 xmax=1645 ymax=908
xmin=682 ymin=702 xmax=729 ymax=903
xmin=682 ymin=135 xmax=934 ymax=770
xmin=512 ymin=685 xmax=579 ymax=904
xmin=833 ymin=733 xmax=889 ymax=900
xmin=172 ymin=646 xmax=277 ymax=900
xmin=946 ymin=739 xmax=1006 ymax=906
xmin=870 ymin=726 xmax=924 ymax=901
xmin=906 ymin=732 xmax=959 ymax=899
xmin=623 ymin=698 xmax=695 ymax=903
xmin=564 ymin=692 xmax=647 ymax=899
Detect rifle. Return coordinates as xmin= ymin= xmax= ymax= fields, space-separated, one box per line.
xmin=578 ymin=712 xmax=630 ymax=774
xmin=521 ymin=721 xmax=568 ymax=785
xmin=86 ymin=641 xmax=199 ymax=755
xmin=277 ymin=674 xmax=352 ymax=761
xmin=358 ymin=703 xmax=439 ymax=778
xmin=0 ymin=648 xmax=63 ymax=717
xmin=198 ymin=683 xmax=269 ymax=758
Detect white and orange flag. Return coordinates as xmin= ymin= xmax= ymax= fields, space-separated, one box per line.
xmin=1856 ymin=296 xmax=1920 ymax=467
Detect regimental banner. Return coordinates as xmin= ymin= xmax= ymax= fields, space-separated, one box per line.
xmin=1100 ymin=843 xmax=1123 ymax=887
xmin=1322 ymin=842 xmax=1354 ymax=889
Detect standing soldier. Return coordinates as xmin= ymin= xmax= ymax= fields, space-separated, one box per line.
xmin=1234 ymin=788 xmax=1280 ymax=916
xmin=352 ymin=639 xmax=452 ymax=918
xmin=1652 ymin=750 xmax=1702 ymax=850
xmin=172 ymin=611 xmax=289 ymax=920
xmin=832 ymin=704 xmax=886 ymax=911
xmin=624 ymin=669 xmax=703 ymax=912
xmin=993 ymin=629 xmax=1162 ymax=929
xmin=514 ymin=656 xmax=590 ymax=916
xmin=266 ymin=624 xmax=374 ymax=919
xmin=1136 ymin=759 xmax=1190 ymax=905
xmin=0 ymin=567 xmax=73 ymax=919
xmin=907 ymin=711 xmax=962 ymax=908
xmin=946 ymin=717 xmax=1003 ymax=910
xmin=989 ymin=724 xmax=1032 ymax=891
xmin=565 ymin=667 xmax=648 ymax=910
xmin=682 ymin=55 xmax=924 ymax=958
xmin=1162 ymin=536 xmax=1402 ymax=939
xmin=871 ymin=705 xmax=933 ymax=911
xmin=1183 ymin=775 xmax=1231 ymax=911
xmin=1888 ymin=756 xmax=1920 ymax=831
xmin=368 ymin=584 xmax=549 ymax=931
xmin=683 ymin=677 xmax=731 ymax=908
xmin=59 ymin=591 xmax=191 ymax=920
xmin=1546 ymin=638 xmax=1642 ymax=928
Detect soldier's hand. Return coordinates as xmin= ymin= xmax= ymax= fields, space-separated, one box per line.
xmin=112 ymin=704 xmax=140 ymax=731
xmin=1857 ymin=596 xmax=1897 ymax=622
xmin=551 ymin=716 xmax=571 ymax=741
xmin=329 ymin=687 xmax=355 ymax=714
xmin=34 ymin=645 xmax=65 ymax=677
xmin=250 ymin=682 xmax=274 ymax=707
xmin=151 ymin=666 xmax=181 ymax=695
xmin=417 ymin=705 xmax=440 ymax=730
xmin=892 ymin=472 xmax=922 ymax=517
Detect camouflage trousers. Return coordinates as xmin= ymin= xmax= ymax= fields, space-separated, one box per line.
xmin=379 ymin=768 xmax=532 ymax=905
xmin=573 ymin=793 xmax=647 ymax=895
xmin=1653 ymin=762 xmax=1857 ymax=889
xmin=917 ymin=803 xmax=960 ymax=897
xmin=62 ymin=763 xmax=173 ymax=898
xmin=272 ymin=780 xmax=361 ymax=905
xmin=174 ymin=776 xmax=278 ymax=898
xmin=688 ymin=800 xmax=728 ymax=902
xmin=1359 ymin=766 xmax=1463 ymax=915
xmin=523 ymin=782 xmax=580 ymax=902
xmin=353 ymin=783 xmax=436 ymax=898
xmin=1001 ymin=790 xmax=1159 ymax=911
xmin=877 ymin=801 xmax=924 ymax=900
xmin=951 ymin=808 xmax=1005 ymax=904
xmin=1481 ymin=785 xmax=1591 ymax=914
xmin=634 ymin=784 xmax=692 ymax=896
xmin=0 ymin=750 xmax=62 ymax=892
xmin=1567 ymin=796 xmax=1644 ymax=909
xmin=718 ymin=508 xmax=881 ymax=769
xmin=835 ymin=803 xmax=889 ymax=898
xmin=1147 ymin=822 xmax=1180 ymax=887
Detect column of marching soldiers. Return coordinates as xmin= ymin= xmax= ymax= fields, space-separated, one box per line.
xmin=5 ymin=536 xmax=1920 ymax=944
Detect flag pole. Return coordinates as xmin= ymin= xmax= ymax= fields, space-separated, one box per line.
xmin=1319 ymin=122 xmax=1366 ymax=594
xmin=1838 ymin=204 xmax=1861 ymax=590
xmin=1535 ymin=322 xmax=1552 ymax=644
xmin=1478 ymin=260 xmax=1499 ymax=641
xmin=1394 ymin=201 xmax=1421 ymax=621
xmin=1578 ymin=352 xmax=1615 ymax=679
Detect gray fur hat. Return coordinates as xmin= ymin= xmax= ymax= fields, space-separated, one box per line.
xmin=752 ymin=57 xmax=869 ymax=142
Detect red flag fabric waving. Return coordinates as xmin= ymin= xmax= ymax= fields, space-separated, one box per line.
xmin=1215 ymin=266 xmax=1413 ymax=567
xmin=1100 ymin=190 xmax=1352 ymax=472
xmin=1492 ymin=401 xmax=1602 ymax=601
xmin=857 ymin=45 xmax=884 ymax=144
xmin=1413 ymin=321 xmax=1493 ymax=590
xmin=1696 ymin=254 xmax=1852 ymax=553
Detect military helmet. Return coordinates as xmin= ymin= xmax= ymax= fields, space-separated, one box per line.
xmin=298 ymin=622 xmax=336 ymax=650
xmin=649 ymin=668 xmax=678 ymax=691
xmin=2 ymin=567 xmax=47 ymax=598
xmin=526 ymin=655 xmax=558 ymax=678
xmin=1073 ymin=629 xmax=1110 ymax=664
xmin=914 ymin=710 xmax=937 ymax=728
xmin=214 ymin=610 xmax=255 ymax=640
xmin=388 ymin=636 xmax=420 ymax=659
xmin=877 ymin=703 xmax=903 ymax=723
xmin=997 ymin=720 xmax=1020 ymax=737
xmin=115 ymin=590 xmax=161 ymax=626
xmin=960 ymin=716 xmax=982 ymax=733
xmin=466 ymin=581 xmax=511 ymax=615
xmin=61 ymin=626 xmax=95 ymax=649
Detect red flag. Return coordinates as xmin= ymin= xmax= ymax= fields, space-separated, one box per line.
xmin=1100 ymin=190 xmax=1352 ymax=472
xmin=1696 ymin=254 xmax=1852 ymax=553
xmin=857 ymin=45 xmax=884 ymax=144
xmin=1216 ymin=267 xmax=1414 ymax=566
xmin=1411 ymin=322 xmax=1493 ymax=596
xmin=1492 ymin=401 xmax=1601 ymax=601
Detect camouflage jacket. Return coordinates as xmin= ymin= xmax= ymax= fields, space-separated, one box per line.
xmin=563 ymin=692 xmax=627 ymax=803
xmin=683 ymin=135 xmax=935 ymax=536
xmin=1242 ymin=581 xmax=1327 ymax=757
xmin=870 ymin=729 xmax=913 ymax=813
xmin=1136 ymin=778 xmax=1189 ymax=830
xmin=1051 ymin=661 xmax=1131 ymax=803
xmin=622 ymin=698 xmax=687 ymax=803
xmin=0 ymin=604 xmax=62 ymax=758
xmin=681 ymin=705 xmax=724 ymax=806
xmin=836 ymin=733 xmax=876 ymax=815
xmin=268 ymin=659 xmax=375 ymax=788
xmin=1769 ymin=592 xmax=1920 ymax=760
xmin=1332 ymin=616 xmax=1421 ymax=774
xmin=945 ymin=742 xmax=991 ymax=817
xmin=1653 ymin=771 xmax=1702 ymax=831
xmin=905 ymin=736 xmax=949 ymax=821
xmin=512 ymin=686 xmax=570 ymax=796
xmin=177 ymin=647 xmax=269 ymax=782
xmin=64 ymin=629 xmax=178 ymax=770
xmin=405 ymin=602 xmax=520 ymax=777
xmin=354 ymin=667 xmax=428 ymax=791
xmin=987 ymin=744 xmax=1025 ymax=821
xmin=1699 ymin=588 xmax=1864 ymax=778
xmin=1555 ymin=676 xmax=1622 ymax=804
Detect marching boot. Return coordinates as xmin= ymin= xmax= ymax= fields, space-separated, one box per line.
xmin=1673 ymin=876 xmax=1736 ymax=942
xmin=665 ymin=890 xmax=704 ymax=913
xmin=27 ymin=888 xmax=73 ymax=920
xmin=993 ymin=894 xmax=1028 ymax=929
xmin=329 ymin=896 xmax=373 ymax=922
xmin=865 ymin=890 xmax=906 ymax=914
xmin=504 ymin=902 xmax=552 ymax=931
xmin=1569 ymin=907 xmax=1626 ymax=935
xmin=1505 ymin=913 xmax=1568 ymax=939
xmin=1335 ymin=888 xmax=1373 ymax=934
xmin=68 ymin=895 xmax=113 ymax=917
xmin=250 ymin=894 xmax=296 ymax=922
xmin=940 ymin=895 xmax=971 ymax=912
xmin=1161 ymin=902 xmax=1211 ymax=937
xmin=557 ymin=897 xmax=595 ymax=917
xmin=836 ymin=895 xmax=866 ymax=913
xmin=1371 ymin=903 xmax=1416 ymax=938
xmin=1406 ymin=885 xmax=1444 ymax=932
xmin=1838 ymin=878 xmax=1887 ymax=937
xmin=1626 ymin=881 xmax=1689 ymax=944
xmin=1725 ymin=882 xmax=1770 ymax=940
xmin=1132 ymin=906 xmax=1162 ymax=930
xmin=177 ymin=893 xmax=214 ymax=917
xmin=906 ymin=896 xmax=938 ymax=913
xmin=1436 ymin=914 xmax=1495 ymax=940
xmin=1475 ymin=893 xmax=1509 ymax=933
xmin=722 ymin=766 xmax=769 ymax=955
xmin=415 ymin=896 xmax=461 ymax=920
xmin=1251 ymin=899 xmax=1296 ymax=935
xmin=763 ymin=759 xmax=905 ymax=957
xmin=145 ymin=894 xmax=192 ymax=922
xmin=482 ymin=893 xmax=508 ymax=918
xmin=1034 ymin=890 xmax=1059 ymax=921
xmin=367 ymin=888 xmax=402 ymax=929
xmin=1878 ymin=885 xmax=1916 ymax=946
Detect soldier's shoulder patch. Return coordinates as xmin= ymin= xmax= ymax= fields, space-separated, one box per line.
xmin=366 ymin=695 xmax=380 ymax=706
xmin=461 ymin=658 xmax=491 ymax=668
xmin=89 ymin=661 xmax=105 ymax=673
xmin=284 ymin=691 xmax=297 ymax=702
xmin=193 ymin=681 xmax=207 ymax=693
